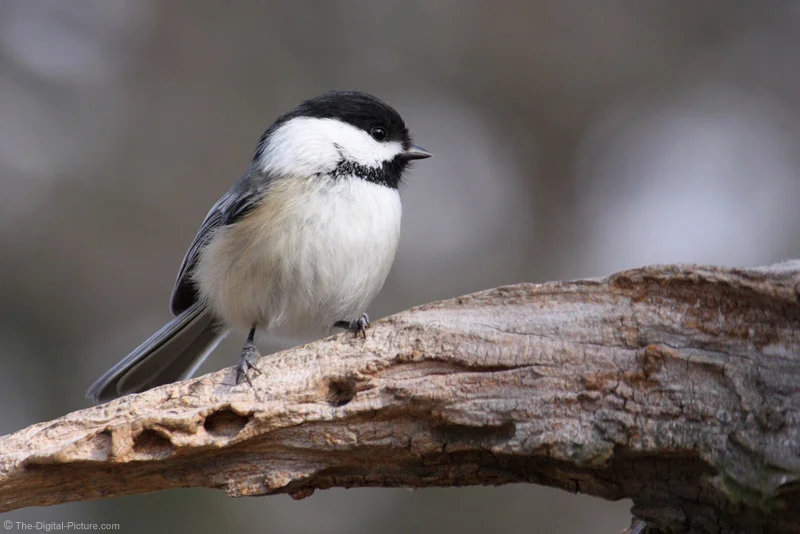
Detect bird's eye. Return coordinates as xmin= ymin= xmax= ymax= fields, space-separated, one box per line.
xmin=370 ymin=127 xmax=387 ymax=141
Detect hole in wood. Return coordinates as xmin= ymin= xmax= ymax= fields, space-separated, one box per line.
xmin=132 ymin=429 xmax=175 ymax=458
xmin=327 ymin=377 xmax=357 ymax=406
xmin=203 ymin=408 xmax=250 ymax=438
xmin=90 ymin=429 xmax=113 ymax=460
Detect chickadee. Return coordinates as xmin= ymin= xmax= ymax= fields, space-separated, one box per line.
xmin=87 ymin=91 xmax=431 ymax=404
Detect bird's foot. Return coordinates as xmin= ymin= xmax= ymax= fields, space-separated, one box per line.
xmin=236 ymin=341 xmax=262 ymax=386
xmin=334 ymin=313 xmax=370 ymax=338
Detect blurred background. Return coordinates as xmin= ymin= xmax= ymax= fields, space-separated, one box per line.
xmin=2 ymin=1 xmax=800 ymax=532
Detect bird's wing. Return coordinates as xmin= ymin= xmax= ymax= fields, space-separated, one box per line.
xmin=169 ymin=167 xmax=268 ymax=315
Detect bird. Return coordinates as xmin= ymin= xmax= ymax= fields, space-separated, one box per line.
xmin=86 ymin=91 xmax=431 ymax=404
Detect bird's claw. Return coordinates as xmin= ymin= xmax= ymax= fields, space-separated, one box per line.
xmin=236 ymin=342 xmax=262 ymax=386
xmin=352 ymin=313 xmax=370 ymax=338
xmin=335 ymin=313 xmax=370 ymax=338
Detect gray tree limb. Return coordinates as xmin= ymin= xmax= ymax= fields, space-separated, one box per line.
xmin=1 ymin=262 xmax=799 ymax=533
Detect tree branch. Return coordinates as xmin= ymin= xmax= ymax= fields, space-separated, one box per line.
xmin=2 ymin=262 xmax=799 ymax=533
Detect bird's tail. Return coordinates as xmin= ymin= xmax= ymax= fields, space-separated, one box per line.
xmin=86 ymin=302 xmax=228 ymax=404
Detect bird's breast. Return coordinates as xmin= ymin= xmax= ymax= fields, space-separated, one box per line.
xmin=194 ymin=175 xmax=402 ymax=337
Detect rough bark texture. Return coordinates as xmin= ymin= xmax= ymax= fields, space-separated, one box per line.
xmin=1 ymin=262 xmax=799 ymax=533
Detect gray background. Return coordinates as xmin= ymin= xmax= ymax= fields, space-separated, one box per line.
xmin=2 ymin=1 xmax=799 ymax=532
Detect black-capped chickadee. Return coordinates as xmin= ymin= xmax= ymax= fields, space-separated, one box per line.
xmin=87 ymin=91 xmax=431 ymax=403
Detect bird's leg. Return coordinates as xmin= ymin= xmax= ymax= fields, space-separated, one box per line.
xmin=334 ymin=313 xmax=370 ymax=338
xmin=236 ymin=325 xmax=262 ymax=386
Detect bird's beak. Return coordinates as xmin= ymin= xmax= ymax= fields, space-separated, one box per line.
xmin=400 ymin=145 xmax=432 ymax=160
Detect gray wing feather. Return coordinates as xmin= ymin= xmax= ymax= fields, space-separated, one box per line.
xmin=169 ymin=203 xmax=226 ymax=315
xmin=86 ymin=302 xmax=229 ymax=404
xmin=169 ymin=166 xmax=271 ymax=315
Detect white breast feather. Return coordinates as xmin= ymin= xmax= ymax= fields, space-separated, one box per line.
xmin=194 ymin=174 xmax=402 ymax=338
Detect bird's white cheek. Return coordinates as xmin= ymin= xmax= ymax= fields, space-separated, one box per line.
xmin=259 ymin=134 xmax=339 ymax=177
xmin=258 ymin=117 xmax=405 ymax=175
xmin=341 ymin=139 xmax=404 ymax=168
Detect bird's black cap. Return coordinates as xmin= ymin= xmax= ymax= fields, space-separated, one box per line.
xmin=288 ymin=91 xmax=410 ymax=144
xmin=255 ymin=91 xmax=414 ymax=158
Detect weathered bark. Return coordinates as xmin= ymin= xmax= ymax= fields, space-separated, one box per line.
xmin=1 ymin=262 xmax=799 ymax=533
